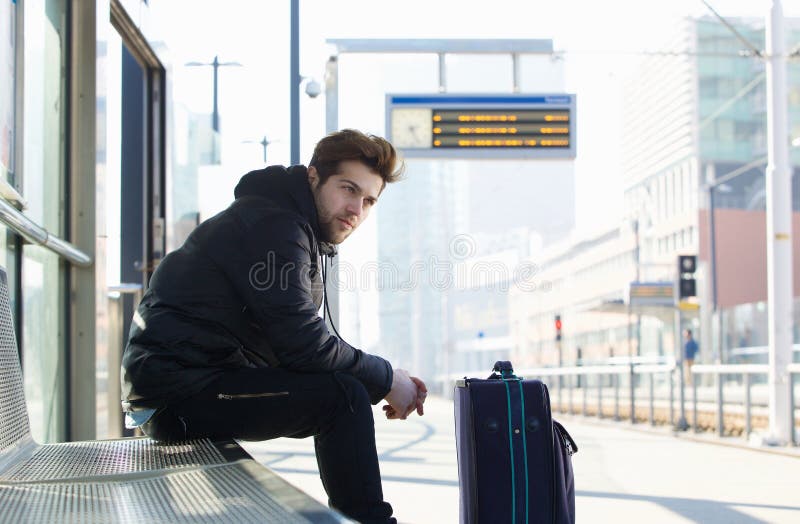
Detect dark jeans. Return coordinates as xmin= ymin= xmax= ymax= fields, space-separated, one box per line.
xmin=142 ymin=367 xmax=395 ymax=524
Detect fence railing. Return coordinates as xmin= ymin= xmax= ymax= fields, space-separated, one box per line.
xmin=516 ymin=360 xmax=676 ymax=428
xmin=690 ymin=363 xmax=800 ymax=445
xmin=444 ymin=359 xmax=800 ymax=446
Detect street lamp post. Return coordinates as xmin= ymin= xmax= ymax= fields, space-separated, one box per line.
xmin=700 ymin=0 xmax=795 ymax=446
xmin=764 ymin=0 xmax=794 ymax=445
xmin=243 ymin=136 xmax=277 ymax=164
xmin=675 ymin=298 xmax=690 ymax=431
xmin=290 ymin=0 xmax=300 ymax=165
xmin=185 ymin=56 xmax=242 ymax=133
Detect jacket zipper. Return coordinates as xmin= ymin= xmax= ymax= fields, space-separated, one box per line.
xmin=217 ymin=392 xmax=289 ymax=400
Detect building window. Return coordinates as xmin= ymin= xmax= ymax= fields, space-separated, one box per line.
xmin=789 ymin=86 xmax=800 ymax=106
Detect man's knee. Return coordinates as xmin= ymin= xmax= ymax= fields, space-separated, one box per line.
xmin=332 ymin=373 xmax=371 ymax=412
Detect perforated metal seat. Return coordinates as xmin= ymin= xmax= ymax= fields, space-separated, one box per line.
xmin=0 ymin=437 xmax=228 ymax=482
xmin=0 ymin=268 xmax=348 ymax=523
xmin=0 ymin=460 xmax=346 ymax=523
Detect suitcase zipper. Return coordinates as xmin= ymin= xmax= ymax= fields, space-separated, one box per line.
xmin=217 ymin=391 xmax=289 ymax=400
xmin=553 ymin=420 xmax=577 ymax=456
xmin=543 ymin=383 xmax=557 ymax=524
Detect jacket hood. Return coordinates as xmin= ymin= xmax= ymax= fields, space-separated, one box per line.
xmin=234 ymin=165 xmax=336 ymax=256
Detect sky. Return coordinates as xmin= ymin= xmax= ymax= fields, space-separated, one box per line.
xmin=147 ymin=0 xmax=800 ymax=236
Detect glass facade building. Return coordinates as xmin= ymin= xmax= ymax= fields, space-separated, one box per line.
xmin=507 ymin=16 xmax=800 ymax=370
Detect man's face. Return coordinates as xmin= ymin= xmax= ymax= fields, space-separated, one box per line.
xmin=308 ymin=160 xmax=383 ymax=244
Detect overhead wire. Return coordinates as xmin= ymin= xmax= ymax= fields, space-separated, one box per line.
xmin=699 ymin=0 xmax=764 ymax=58
xmin=553 ymin=3 xmax=800 ymax=61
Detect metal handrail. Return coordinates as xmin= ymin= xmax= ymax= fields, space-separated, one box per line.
xmin=108 ymin=284 xmax=144 ymax=295
xmin=692 ymin=364 xmax=769 ymax=374
xmin=518 ymin=365 xmax=622 ymax=376
xmin=691 ymin=364 xmax=799 ymax=445
xmin=0 ymin=198 xmax=92 ymax=267
xmin=518 ymin=363 xmax=675 ymax=376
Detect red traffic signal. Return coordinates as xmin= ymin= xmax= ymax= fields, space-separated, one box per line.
xmin=555 ymin=314 xmax=562 ymax=341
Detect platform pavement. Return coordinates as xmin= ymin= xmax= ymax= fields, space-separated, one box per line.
xmin=240 ymin=395 xmax=800 ymax=524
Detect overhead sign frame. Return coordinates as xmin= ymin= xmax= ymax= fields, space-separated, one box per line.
xmin=628 ymin=281 xmax=675 ymax=308
xmin=385 ymin=93 xmax=576 ymax=159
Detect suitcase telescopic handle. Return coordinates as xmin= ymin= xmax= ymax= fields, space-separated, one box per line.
xmin=490 ymin=360 xmax=516 ymax=379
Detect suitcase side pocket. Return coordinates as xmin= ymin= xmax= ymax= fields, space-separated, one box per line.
xmin=552 ymin=419 xmax=577 ymax=524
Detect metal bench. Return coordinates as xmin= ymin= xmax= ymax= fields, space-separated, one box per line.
xmin=0 ymin=268 xmax=348 ymax=523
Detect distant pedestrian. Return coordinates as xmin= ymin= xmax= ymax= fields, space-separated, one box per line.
xmin=684 ymin=329 xmax=699 ymax=385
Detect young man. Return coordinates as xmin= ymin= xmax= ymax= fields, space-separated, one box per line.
xmin=121 ymin=129 xmax=426 ymax=524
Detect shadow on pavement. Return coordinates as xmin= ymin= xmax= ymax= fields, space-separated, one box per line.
xmin=578 ymin=490 xmax=800 ymax=523
xmin=269 ymin=467 xmax=459 ymax=487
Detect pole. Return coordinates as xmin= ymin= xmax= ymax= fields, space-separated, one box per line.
xmin=675 ymin=306 xmax=689 ymax=430
xmin=634 ymin=219 xmax=642 ymax=358
xmin=212 ymin=56 xmax=219 ymax=133
xmin=626 ymin=219 xmax=637 ymax=420
xmin=325 ymin=56 xmax=338 ymax=135
xmin=290 ymin=0 xmax=300 ymax=165
xmin=323 ymin=54 xmax=339 ymax=332
xmin=557 ymin=337 xmax=563 ymax=407
xmin=438 ymin=53 xmax=446 ymax=93
xmin=765 ymin=0 xmax=793 ymax=445
xmin=185 ymin=56 xmax=240 ymax=135
xmin=708 ymin=182 xmax=718 ymax=344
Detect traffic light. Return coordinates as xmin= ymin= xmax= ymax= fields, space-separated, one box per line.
xmin=555 ymin=314 xmax=562 ymax=341
xmin=677 ymin=255 xmax=697 ymax=299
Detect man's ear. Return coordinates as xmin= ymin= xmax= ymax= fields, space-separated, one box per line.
xmin=307 ymin=166 xmax=319 ymax=189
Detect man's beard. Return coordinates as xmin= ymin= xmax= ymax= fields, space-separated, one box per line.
xmin=319 ymin=217 xmax=348 ymax=244
xmin=313 ymin=189 xmax=350 ymax=245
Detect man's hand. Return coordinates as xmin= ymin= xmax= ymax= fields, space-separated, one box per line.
xmin=411 ymin=376 xmax=427 ymax=416
xmin=383 ymin=369 xmax=416 ymax=420
xmin=382 ymin=372 xmax=427 ymax=420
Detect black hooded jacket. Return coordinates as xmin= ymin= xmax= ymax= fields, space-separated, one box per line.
xmin=121 ymin=165 xmax=394 ymax=411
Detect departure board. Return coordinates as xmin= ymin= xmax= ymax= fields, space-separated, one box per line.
xmin=386 ymin=94 xmax=576 ymax=159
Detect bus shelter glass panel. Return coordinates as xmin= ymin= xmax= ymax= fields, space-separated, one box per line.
xmin=0 ymin=0 xmax=20 ymax=331
xmin=21 ymin=0 xmax=68 ymax=443
xmin=1 ymin=0 xmax=16 ymax=184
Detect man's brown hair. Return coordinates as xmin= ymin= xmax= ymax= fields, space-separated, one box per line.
xmin=309 ymin=129 xmax=403 ymax=190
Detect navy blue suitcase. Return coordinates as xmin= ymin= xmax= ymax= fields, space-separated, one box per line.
xmin=455 ymin=361 xmax=577 ymax=524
